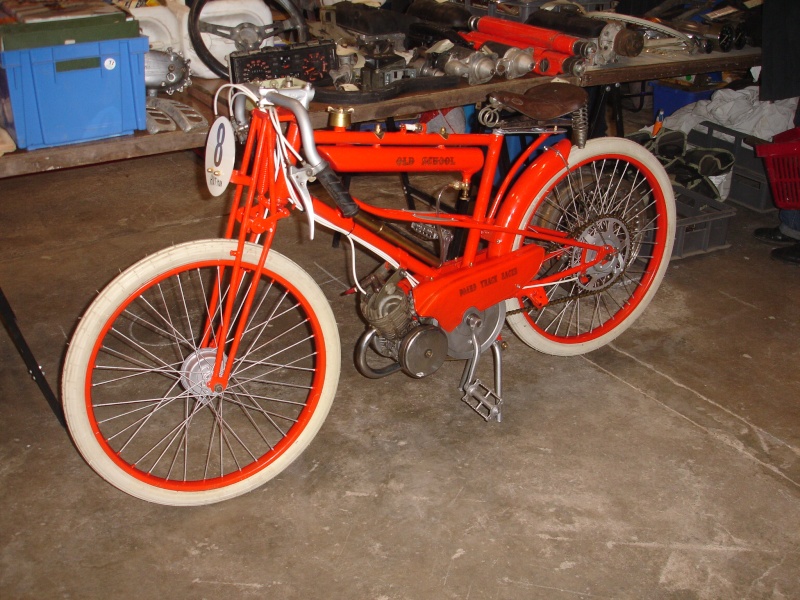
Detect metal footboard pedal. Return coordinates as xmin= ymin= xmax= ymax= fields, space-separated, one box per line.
xmin=460 ymin=335 xmax=504 ymax=422
xmin=461 ymin=377 xmax=502 ymax=422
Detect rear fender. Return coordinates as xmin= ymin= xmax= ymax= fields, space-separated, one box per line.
xmin=488 ymin=138 xmax=572 ymax=257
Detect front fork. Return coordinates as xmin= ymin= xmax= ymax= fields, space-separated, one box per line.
xmin=203 ymin=109 xmax=288 ymax=393
xmin=204 ymin=225 xmax=277 ymax=393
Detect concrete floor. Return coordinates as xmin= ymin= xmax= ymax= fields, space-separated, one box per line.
xmin=1 ymin=147 xmax=799 ymax=599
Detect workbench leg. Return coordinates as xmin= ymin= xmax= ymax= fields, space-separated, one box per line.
xmin=610 ymin=83 xmax=625 ymax=137
xmin=0 ymin=286 xmax=66 ymax=428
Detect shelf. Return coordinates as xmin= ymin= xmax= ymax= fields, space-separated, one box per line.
xmin=0 ymin=90 xmax=211 ymax=179
xmin=0 ymin=46 xmax=761 ymax=180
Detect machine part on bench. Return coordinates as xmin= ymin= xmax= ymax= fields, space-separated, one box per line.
xmin=527 ymin=6 xmax=604 ymax=37
xmin=613 ymin=26 xmax=646 ymax=57
xmin=328 ymin=52 xmax=358 ymax=87
xmin=314 ymin=7 xmax=408 ymax=57
xmin=407 ymin=20 xmax=472 ymax=50
xmin=146 ymin=97 xmax=208 ymax=133
xmin=188 ymin=0 xmax=308 ymax=79
xmin=666 ymin=19 xmax=739 ymax=53
xmin=434 ymin=45 xmax=496 ymax=86
xmin=145 ymin=103 xmax=177 ymax=134
xmin=587 ymin=12 xmax=699 ymax=54
xmin=144 ymin=48 xmax=192 ymax=96
xmin=332 ymin=0 xmax=418 ymax=37
xmin=525 ymin=8 xmax=644 ymax=63
xmin=361 ymin=53 xmax=415 ymax=90
xmin=406 ymin=0 xmax=473 ymax=31
xmin=567 ymin=22 xmax=645 ymax=66
xmin=407 ymin=53 xmax=446 ymax=78
xmin=594 ymin=21 xmax=622 ymax=65
xmin=495 ymin=46 xmax=536 ymax=79
xmin=531 ymin=49 xmax=584 ymax=76
xmin=228 ymin=39 xmax=338 ymax=84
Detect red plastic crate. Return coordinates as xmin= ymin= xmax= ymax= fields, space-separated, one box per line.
xmin=756 ymin=127 xmax=800 ymax=210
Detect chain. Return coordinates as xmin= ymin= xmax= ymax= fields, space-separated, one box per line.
xmin=506 ymin=286 xmax=601 ymax=316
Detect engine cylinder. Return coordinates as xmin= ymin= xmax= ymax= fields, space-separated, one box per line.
xmin=360 ymin=283 xmax=413 ymax=340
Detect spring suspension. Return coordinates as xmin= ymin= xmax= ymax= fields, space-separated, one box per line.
xmin=572 ymin=105 xmax=588 ymax=149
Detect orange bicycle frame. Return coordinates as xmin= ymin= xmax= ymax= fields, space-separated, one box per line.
xmin=207 ymin=104 xmax=614 ymax=386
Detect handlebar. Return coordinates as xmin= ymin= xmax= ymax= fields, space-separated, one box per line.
xmin=234 ymin=83 xmax=359 ymax=218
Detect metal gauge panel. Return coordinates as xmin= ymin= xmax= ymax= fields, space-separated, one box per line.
xmin=229 ymin=40 xmax=338 ymax=84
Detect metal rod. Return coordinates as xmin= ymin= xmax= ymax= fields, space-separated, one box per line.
xmin=0 ymin=286 xmax=66 ymax=428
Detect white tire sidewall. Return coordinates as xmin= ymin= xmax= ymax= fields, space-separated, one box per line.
xmin=62 ymin=240 xmax=340 ymax=506
xmin=504 ymin=138 xmax=675 ymax=356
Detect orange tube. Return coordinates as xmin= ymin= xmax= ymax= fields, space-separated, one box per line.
xmin=471 ymin=16 xmax=592 ymax=57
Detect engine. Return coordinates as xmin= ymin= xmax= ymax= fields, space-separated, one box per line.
xmin=355 ymin=266 xmax=448 ymax=379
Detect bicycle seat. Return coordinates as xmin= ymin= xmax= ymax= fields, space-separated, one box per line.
xmin=489 ymin=82 xmax=588 ymax=121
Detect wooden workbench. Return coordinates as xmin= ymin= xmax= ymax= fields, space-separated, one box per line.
xmin=0 ymin=46 xmax=761 ymax=180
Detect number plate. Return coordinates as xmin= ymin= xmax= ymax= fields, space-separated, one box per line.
xmin=205 ymin=117 xmax=236 ymax=197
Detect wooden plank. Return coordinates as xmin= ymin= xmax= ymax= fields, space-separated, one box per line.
xmin=581 ymin=46 xmax=761 ymax=87
xmin=308 ymin=75 xmax=577 ymax=128
xmin=190 ymin=48 xmax=760 ymax=128
xmin=0 ymin=129 xmax=208 ymax=179
xmin=0 ymin=46 xmax=761 ymax=179
xmin=0 ymin=91 xmax=211 ymax=179
xmin=189 ymin=75 xmax=576 ymax=129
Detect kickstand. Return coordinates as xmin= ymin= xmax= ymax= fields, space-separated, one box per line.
xmin=459 ymin=315 xmax=504 ymax=422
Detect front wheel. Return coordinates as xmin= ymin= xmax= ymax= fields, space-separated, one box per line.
xmin=505 ymin=138 xmax=676 ymax=355
xmin=62 ymin=240 xmax=340 ymax=505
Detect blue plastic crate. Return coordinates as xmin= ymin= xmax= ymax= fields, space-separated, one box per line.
xmin=649 ymin=80 xmax=720 ymax=119
xmin=0 ymin=37 xmax=147 ymax=150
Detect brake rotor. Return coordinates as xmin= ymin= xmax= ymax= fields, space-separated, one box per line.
xmin=570 ymin=216 xmax=631 ymax=292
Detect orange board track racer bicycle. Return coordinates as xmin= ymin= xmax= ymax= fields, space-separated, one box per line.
xmin=62 ymin=79 xmax=675 ymax=505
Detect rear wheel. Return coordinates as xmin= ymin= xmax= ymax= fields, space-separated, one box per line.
xmin=63 ymin=240 xmax=339 ymax=505
xmin=505 ymin=138 xmax=675 ymax=355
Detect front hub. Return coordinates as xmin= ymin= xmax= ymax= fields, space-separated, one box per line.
xmin=180 ymin=348 xmax=228 ymax=404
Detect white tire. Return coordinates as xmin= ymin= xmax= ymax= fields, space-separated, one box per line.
xmin=63 ymin=240 xmax=340 ymax=505
xmin=504 ymin=137 xmax=676 ymax=355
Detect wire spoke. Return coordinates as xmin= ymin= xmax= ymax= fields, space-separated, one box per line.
xmin=518 ymin=153 xmax=668 ymax=341
xmin=83 ymin=246 xmax=329 ymax=491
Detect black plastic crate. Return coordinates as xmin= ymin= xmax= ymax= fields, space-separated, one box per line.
xmin=671 ymin=185 xmax=737 ymax=259
xmin=688 ymin=120 xmax=775 ymax=213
